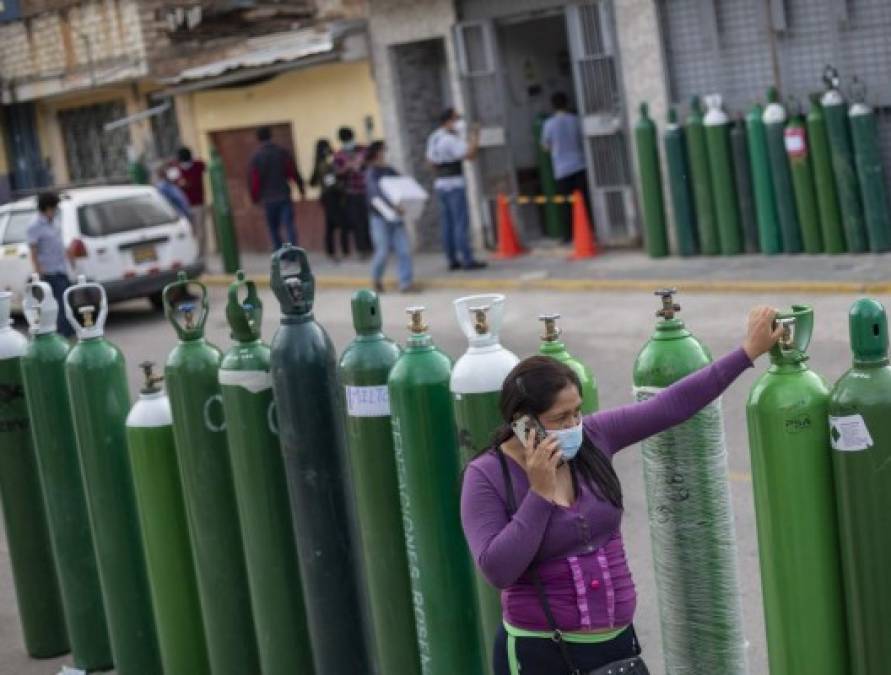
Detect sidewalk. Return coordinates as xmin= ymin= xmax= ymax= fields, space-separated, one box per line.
xmin=202 ymin=245 xmax=891 ymax=294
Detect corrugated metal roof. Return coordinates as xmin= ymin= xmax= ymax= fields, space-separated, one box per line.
xmin=170 ymin=27 xmax=335 ymax=84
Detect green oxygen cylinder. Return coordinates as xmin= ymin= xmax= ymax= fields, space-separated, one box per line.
xmin=0 ymin=291 xmax=68 ymax=659
xmin=807 ymin=95 xmax=846 ymax=254
xmin=20 ymin=277 xmax=111 ymax=670
xmin=663 ymin=108 xmax=699 ymax=256
xmin=634 ymin=102 xmax=669 ymax=257
xmin=849 ymin=82 xmax=891 ymax=253
xmin=785 ymin=109 xmax=824 ymax=253
xmin=632 ymin=289 xmax=746 ymax=674
xmin=730 ymin=116 xmax=760 ymax=253
xmin=269 ymin=245 xmax=372 ymax=673
xmin=534 ymin=114 xmax=564 ymax=239
xmin=746 ymin=306 xmax=848 ymax=675
xmin=746 ymin=103 xmax=782 ymax=254
xmin=763 ymin=89 xmax=803 ymax=253
xmin=538 ymin=313 xmax=599 ymax=412
xmin=126 ymin=362 xmax=210 ymax=675
xmin=451 ymin=294 xmax=520 ymax=666
xmin=822 ymin=66 xmax=867 ymax=253
xmin=339 ymin=289 xmax=422 ymax=675
xmin=162 ymin=272 xmax=260 ymax=675
xmin=219 ymin=270 xmax=314 ymax=675
xmin=685 ymin=96 xmax=719 ymax=254
xmin=210 ymin=147 xmax=241 ymax=274
xmin=389 ymin=306 xmax=484 ymax=675
xmin=829 ymin=298 xmax=891 ymax=675
xmin=63 ymin=277 xmax=162 ymax=675
xmin=703 ymin=94 xmax=743 ymax=255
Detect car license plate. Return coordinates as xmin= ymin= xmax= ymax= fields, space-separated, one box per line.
xmin=132 ymin=244 xmax=158 ymax=264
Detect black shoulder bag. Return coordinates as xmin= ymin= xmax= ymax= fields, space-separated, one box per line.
xmin=495 ymin=448 xmax=650 ymax=675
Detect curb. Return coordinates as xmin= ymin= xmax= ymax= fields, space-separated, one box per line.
xmin=201 ymin=273 xmax=891 ymax=295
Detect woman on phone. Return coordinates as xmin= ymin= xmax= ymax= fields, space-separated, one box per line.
xmin=460 ymin=307 xmax=782 ymax=675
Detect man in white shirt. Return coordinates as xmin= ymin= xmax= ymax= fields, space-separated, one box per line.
xmin=425 ymin=108 xmax=487 ymax=270
xmin=542 ymin=92 xmax=592 ymax=239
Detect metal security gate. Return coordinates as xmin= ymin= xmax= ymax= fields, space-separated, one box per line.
xmin=659 ymin=0 xmax=891 ymax=193
xmin=58 ymin=100 xmax=130 ymax=182
xmin=454 ymin=19 xmax=517 ymax=244
xmin=566 ymin=1 xmax=637 ymax=243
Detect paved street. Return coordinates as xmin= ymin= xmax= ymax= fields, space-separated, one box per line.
xmin=0 ymin=282 xmax=875 ymax=675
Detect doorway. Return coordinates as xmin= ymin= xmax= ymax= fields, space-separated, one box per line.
xmin=456 ymin=1 xmax=637 ymax=247
xmin=210 ymin=123 xmax=324 ymax=253
xmin=391 ymin=38 xmax=450 ymax=251
xmin=497 ymin=13 xmax=576 ymax=239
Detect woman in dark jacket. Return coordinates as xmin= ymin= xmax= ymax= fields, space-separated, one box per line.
xmin=310 ymin=138 xmax=350 ymax=261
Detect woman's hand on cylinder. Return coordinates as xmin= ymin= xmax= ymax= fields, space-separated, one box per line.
xmin=522 ymin=429 xmax=561 ymax=502
xmin=742 ymin=306 xmax=784 ymax=361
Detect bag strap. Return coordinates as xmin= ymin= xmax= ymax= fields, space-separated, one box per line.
xmin=495 ymin=448 xmax=581 ymax=675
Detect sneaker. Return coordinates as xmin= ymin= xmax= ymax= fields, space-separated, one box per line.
xmin=374 ymin=281 xmax=385 ymax=293
xmin=463 ymin=260 xmax=488 ymax=270
xmin=399 ymin=283 xmax=421 ymax=294
xmin=448 ymin=261 xmax=462 ymax=271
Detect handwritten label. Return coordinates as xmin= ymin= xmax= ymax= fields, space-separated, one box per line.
xmin=830 ymin=414 xmax=873 ymax=452
xmin=345 ymin=385 xmax=390 ymax=418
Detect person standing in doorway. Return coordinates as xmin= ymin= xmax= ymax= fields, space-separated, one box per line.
xmin=310 ymin=138 xmax=350 ymax=262
xmin=27 ymin=191 xmax=73 ymax=337
xmin=426 ymin=108 xmax=487 ymax=271
xmin=248 ymin=126 xmax=306 ymax=250
xmin=155 ymin=164 xmax=192 ymax=222
xmin=365 ymin=140 xmax=415 ymax=294
xmin=542 ymin=92 xmax=592 ymax=240
xmin=333 ymin=127 xmax=371 ymax=257
xmin=175 ymin=146 xmax=208 ymax=258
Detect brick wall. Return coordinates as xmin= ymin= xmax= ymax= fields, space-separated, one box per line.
xmin=0 ymin=0 xmax=146 ymax=83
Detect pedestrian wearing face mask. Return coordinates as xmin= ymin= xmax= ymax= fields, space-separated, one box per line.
xmin=426 ymin=108 xmax=488 ymax=271
xmin=460 ymin=307 xmax=784 ymax=675
xmin=334 ymin=126 xmax=372 ymax=257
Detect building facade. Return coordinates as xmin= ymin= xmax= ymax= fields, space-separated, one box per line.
xmin=367 ymin=0 xmax=891 ymax=254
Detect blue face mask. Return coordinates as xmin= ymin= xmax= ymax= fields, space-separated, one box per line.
xmin=547 ymin=421 xmax=584 ymax=460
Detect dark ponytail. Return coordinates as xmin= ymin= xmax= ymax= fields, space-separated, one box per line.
xmin=484 ymin=356 xmax=623 ymax=509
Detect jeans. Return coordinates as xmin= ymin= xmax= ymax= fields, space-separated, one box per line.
xmin=493 ymin=623 xmax=642 ymax=675
xmin=343 ymin=193 xmax=372 ymax=254
xmin=43 ymin=272 xmax=73 ymax=337
xmin=370 ymin=214 xmax=413 ymax=289
xmin=322 ymin=190 xmax=350 ymax=257
xmin=263 ymin=199 xmax=297 ymax=250
xmin=436 ymin=186 xmax=474 ymax=266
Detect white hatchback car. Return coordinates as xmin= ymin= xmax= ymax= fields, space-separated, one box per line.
xmin=0 ymin=185 xmax=203 ymax=309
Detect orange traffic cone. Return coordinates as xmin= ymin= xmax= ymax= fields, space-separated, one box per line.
xmin=494 ymin=193 xmax=526 ymax=259
xmin=568 ymin=190 xmax=598 ymax=259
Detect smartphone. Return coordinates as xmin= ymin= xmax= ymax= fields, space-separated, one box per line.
xmin=511 ymin=414 xmax=548 ymax=446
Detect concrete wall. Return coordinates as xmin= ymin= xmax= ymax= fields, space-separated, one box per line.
xmin=367 ymin=0 xmax=486 ymax=251
xmin=613 ymin=0 xmax=674 ymax=248
xmin=181 ymin=60 xmax=382 ymax=196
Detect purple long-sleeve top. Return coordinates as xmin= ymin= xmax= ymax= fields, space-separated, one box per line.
xmin=460 ymin=347 xmax=752 ymax=632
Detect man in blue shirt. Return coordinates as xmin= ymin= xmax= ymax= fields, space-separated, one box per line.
xmin=541 ymin=92 xmax=592 ymax=239
xmin=425 ymin=108 xmax=487 ymax=271
xmin=27 ymin=191 xmax=73 ymax=336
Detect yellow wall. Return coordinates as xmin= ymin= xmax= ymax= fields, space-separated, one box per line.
xmin=184 ymin=60 xmax=382 ymax=195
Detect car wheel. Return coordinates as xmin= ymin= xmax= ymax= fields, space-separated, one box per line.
xmin=149 ymin=291 xmax=164 ymax=311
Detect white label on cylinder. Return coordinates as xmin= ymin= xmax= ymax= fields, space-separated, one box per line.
xmin=345 ymin=385 xmax=391 ymax=417
xmin=784 ymin=128 xmax=807 ymax=157
xmin=829 ymin=414 xmax=874 ymax=451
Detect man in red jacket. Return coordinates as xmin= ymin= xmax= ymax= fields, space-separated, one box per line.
xmin=248 ymin=127 xmax=306 ymax=250
xmin=176 ymin=146 xmax=208 ymax=257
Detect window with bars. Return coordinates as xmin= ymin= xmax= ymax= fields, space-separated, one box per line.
xmin=58 ymin=100 xmax=130 ymax=183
